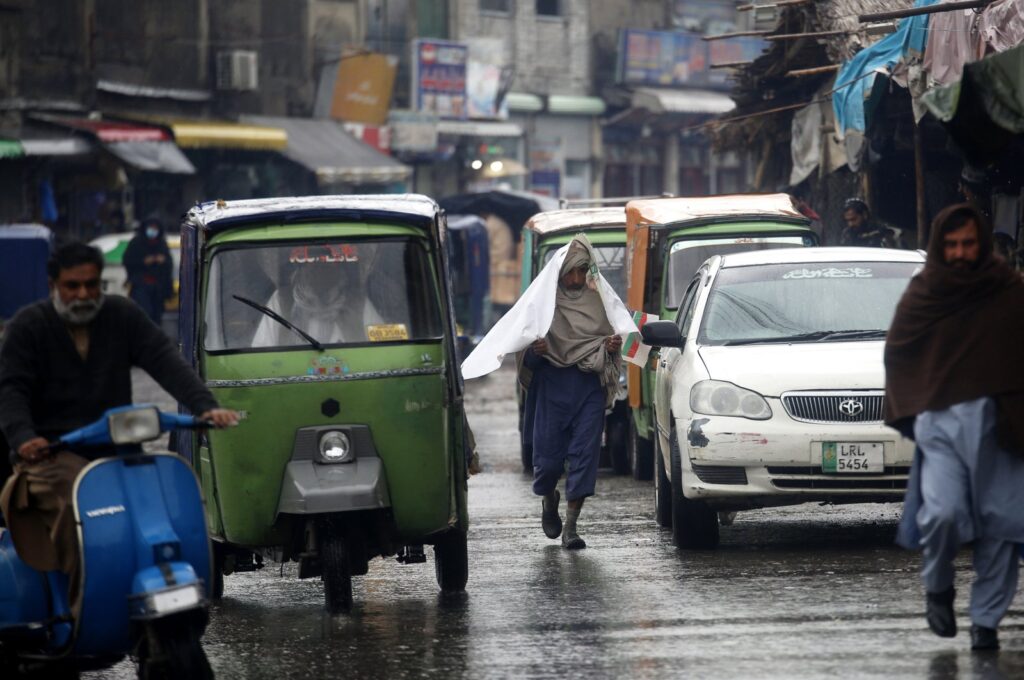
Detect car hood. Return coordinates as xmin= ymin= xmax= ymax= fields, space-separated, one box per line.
xmin=697 ymin=341 xmax=884 ymax=396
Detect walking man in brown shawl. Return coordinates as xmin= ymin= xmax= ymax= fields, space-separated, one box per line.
xmin=885 ymin=203 xmax=1024 ymax=651
xmin=519 ymin=237 xmax=623 ymax=549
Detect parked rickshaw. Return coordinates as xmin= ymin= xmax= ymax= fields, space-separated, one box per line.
xmin=176 ymin=195 xmax=469 ymax=613
xmin=517 ymin=207 xmax=631 ymax=474
xmin=624 ymin=194 xmax=818 ymax=480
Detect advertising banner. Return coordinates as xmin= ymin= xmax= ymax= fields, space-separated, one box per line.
xmin=330 ymin=52 xmax=397 ymax=125
xmin=617 ymin=29 xmax=765 ymax=90
xmin=412 ymin=39 xmax=468 ymax=120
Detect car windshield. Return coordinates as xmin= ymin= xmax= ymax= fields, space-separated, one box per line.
xmin=542 ymin=243 xmax=627 ymax=299
xmin=204 ymin=239 xmax=443 ymax=351
xmin=698 ymin=261 xmax=921 ymax=346
xmin=665 ymin=235 xmax=815 ymax=309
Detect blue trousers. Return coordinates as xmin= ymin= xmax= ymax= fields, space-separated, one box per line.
xmin=915 ymin=398 xmax=1024 ymax=629
xmin=527 ymin=362 xmax=604 ymax=501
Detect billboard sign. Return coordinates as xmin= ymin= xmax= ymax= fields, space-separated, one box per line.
xmin=412 ymin=39 xmax=468 ymax=120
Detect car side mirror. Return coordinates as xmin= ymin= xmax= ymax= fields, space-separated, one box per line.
xmin=641 ymin=320 xmax=684 ymax=349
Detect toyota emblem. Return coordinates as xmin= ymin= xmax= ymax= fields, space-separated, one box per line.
xmin=838 ymin=399 xmax=865 ymax=417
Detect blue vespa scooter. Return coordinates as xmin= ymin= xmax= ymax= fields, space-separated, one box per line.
xmin=0 ymin=405 xmax=218 ymax=678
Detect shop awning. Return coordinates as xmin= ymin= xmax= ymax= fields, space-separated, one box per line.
xmin=630 ymin=88 xmax=736 ymax=115
xmin=547 ymin=95 xmax=606 ymax=116
xmin=506 ymin=92 xmax=544 ymax=113
xmin=0 ymin=139 xmax=23 ymax=158
xmin=1 ymin=122 xmax=96 ymax=157
xmin=437 ymin=119 xmax=523 ymax=138
xmin=242 ymin=115 xmax=410 ymax=185
xmin=29 ymin=115 xmax=194 ymax=173
xmin=131 ymin=116 xmax=289 ymax=150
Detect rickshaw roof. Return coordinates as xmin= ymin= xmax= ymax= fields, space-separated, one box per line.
xmin=525 ymin=207 xmax=626 ymax=236
xmin=626 ymin=193 xmax=807 ymax=228
xmin=187 ymin=194 xmax=439 ymax=232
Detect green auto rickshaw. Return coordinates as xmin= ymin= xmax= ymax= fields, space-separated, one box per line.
xmin=176 ymin=195 xmax=469 ymax=613
xmin=624 ymin=194 xmax=819 ymax=481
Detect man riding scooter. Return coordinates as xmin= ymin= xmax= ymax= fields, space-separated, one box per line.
xmin=0 ymin=242 xmax=238 ymax=614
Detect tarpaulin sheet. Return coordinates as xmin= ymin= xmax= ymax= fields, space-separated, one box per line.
xmin=460 ymin=236 xmax=639 ymax=380
xmin=920 ymin=41 xmax=1024 ymax=165
xmin=833 ymin=0 xmax=937 ymax=135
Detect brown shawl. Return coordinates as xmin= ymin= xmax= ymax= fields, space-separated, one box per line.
xmin=884 ymin=203 xmax=1024 ymax=452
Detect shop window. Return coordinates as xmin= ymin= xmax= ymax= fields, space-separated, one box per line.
xmin=481 ymin=0 xmax=511 ymax=13
xmin=536 ymin=0 xmax=561 ymax=17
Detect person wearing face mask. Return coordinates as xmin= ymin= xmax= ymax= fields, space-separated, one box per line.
xmin=0 ymin=242 xmax=238 ymax=610
xmin=123 ymin=216 xmax=174 ymax=325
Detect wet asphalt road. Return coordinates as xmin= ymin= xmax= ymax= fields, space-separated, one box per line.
xmin=85 ymin=366 xmax=1024 ymax=679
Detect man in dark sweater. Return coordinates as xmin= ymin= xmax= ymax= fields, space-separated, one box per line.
xmin=0 ymin=242 xmax=236 ymax=596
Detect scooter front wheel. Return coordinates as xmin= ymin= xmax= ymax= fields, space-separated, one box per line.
xmin=137 ymin=613 xmax=213 ymax=680
xmin=321 ymin=529 xmax=353 ymax=614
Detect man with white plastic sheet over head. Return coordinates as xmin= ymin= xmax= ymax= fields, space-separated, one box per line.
xmin=462 ymin=234 xmax=638 ymax=549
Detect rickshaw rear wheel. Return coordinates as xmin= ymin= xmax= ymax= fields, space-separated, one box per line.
xmin=434 ymin=529 xmax=468 ymax=592
xmin=321 ymin=530 xmax=353 ymax=614
xmin=211 ymin=542 xmax=225 ymax=600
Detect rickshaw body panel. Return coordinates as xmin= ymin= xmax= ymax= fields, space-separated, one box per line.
xmin=202 ymin=345 xmax=451 ymax=545
xmin=624 ymin=195 xmax=817 ymax=441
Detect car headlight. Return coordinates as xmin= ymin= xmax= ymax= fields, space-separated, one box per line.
xmin=690 ymin=380 xmax=772 ymax=420
xmin=318 ymin=430 xmax=353 ymax=464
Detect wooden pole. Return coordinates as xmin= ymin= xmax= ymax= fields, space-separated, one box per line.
xmin=702 ymin=30 xmax=773 ymax=41
xmin=859 ymin=0 xmax=989 ymax=23
xmin=914 ymin=120 xmax=927 ymax=249
xmin=786 ymin=64 xmax=841 ymax=77
xmin=766 ymin=30 xmax=849 ymax=41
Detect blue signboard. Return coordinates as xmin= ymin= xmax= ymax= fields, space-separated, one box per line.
xmin=412 ymin=39 xmax=469 ymax=120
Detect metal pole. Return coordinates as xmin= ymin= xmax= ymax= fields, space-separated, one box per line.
xmin=859 ymin=1 xmax=990 ymax=23
xmin=914 ymin=120 xmax=927 ymax=248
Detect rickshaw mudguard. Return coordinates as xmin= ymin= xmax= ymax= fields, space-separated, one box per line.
xmin=276 ymin=458 xmax=391 ymax=515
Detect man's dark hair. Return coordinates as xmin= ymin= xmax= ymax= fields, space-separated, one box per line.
xmin=47 ymin=242 xmax=104 ymax=280
xmin=843 ymin=197 xmax=869 ymax=216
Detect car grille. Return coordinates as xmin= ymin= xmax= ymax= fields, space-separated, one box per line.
xmin=767 ymin=465 xmax=910 ymax=491
xmin=691 ymin=464 xmax=748 ymax=485
xmin=782 ymin=391 xmax=885 ymax=424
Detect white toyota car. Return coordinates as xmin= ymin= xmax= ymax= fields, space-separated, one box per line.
xmin=641 ymin=247 xmax=924 ymax=548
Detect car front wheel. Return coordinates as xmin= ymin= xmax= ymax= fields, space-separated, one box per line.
xmin=669 ymin=425 xmax=719 ymax=549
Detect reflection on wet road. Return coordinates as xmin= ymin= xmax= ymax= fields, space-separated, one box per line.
xmin=86 ymin=368 xmax=1024 ymax=679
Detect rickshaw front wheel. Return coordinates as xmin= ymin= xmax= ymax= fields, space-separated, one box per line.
xmin=434 ymin=529 xmax=468 ymax=592
xmin=321 ymin=530 xmax=353 ymax=614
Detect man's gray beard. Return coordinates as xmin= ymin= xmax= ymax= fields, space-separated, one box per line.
xmin=52 ymin=291 xmax=104 ymax=325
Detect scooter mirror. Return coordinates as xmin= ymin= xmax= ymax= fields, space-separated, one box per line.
xmin=109 ymin=407 xmax=161 ymax=445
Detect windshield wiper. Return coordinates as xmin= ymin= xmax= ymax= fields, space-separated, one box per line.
xmin=722 ymin=329 xmax=887 ymax=346
xmin=232 ymin=294 xmax=324 ymax=351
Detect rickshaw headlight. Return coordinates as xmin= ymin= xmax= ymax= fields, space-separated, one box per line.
xmin=318 ymin=431 xmax=353 ymax=464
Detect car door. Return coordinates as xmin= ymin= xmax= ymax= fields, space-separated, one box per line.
xmin=655 ymin=271 xmax=703 ymax=465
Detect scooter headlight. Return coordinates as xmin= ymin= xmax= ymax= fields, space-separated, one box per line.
xmin=318 ymin=431 xmax=353 ymax=464
xmin=109 ymin=407 xmax=161 ymax=444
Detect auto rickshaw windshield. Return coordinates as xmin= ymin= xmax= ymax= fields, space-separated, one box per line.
xmin=541 ymin=244 xmax=627 ymax=299
xmin=203 ymin=238 xmax=444 ymax=351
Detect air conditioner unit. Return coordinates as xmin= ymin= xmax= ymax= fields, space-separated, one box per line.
xmin=216 ymin=50 xmax=259 ymax=91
